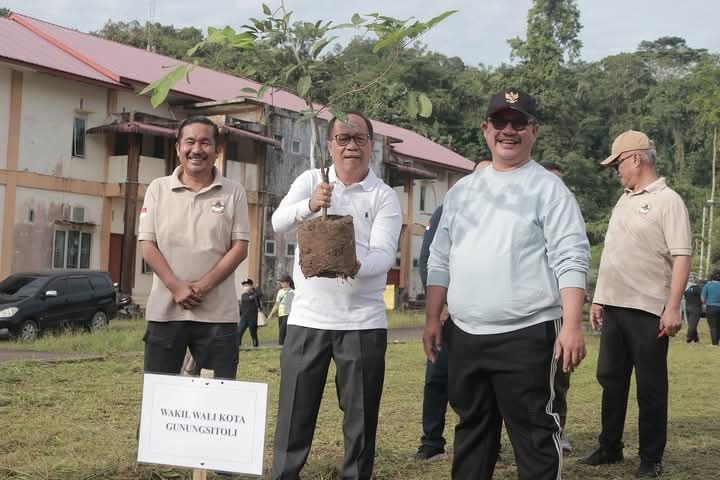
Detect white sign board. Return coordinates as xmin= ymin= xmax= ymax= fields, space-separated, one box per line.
xmin=137 ymin=373 xmax=268 ymax=475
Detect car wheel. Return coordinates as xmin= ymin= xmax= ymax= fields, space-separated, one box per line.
xmin=89 ymin=311 xmax=109 ymax=332
xmin=14 ymin=320 xmax=40 ymax=342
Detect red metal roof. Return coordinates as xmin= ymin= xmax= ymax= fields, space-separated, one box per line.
xmin=0 ymin=16 xmax=123 ymax=87
xmin=3 ymin=12 xmax=474 ymax=173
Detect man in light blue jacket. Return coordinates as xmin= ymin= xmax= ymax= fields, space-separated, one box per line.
xmin=423 ymin=88 xmax=590 ymax=480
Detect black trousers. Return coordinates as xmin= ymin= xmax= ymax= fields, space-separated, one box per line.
xmin=271 ymin=326 xmax=387 ymax=480
xmin=446 ymin=319 xmax=562 ymax=480
xmin=142 ymin=321 xmax=239 ymax=379
xmin=685 ymin=307 xmax=701 ymax=343
xmin=421 ymin=333 xmax=449 ymax=449
xmin=238 ymin=317 xmax=259 ymax=347
xmin=707 ymin=306 xmax=720 ymax=345
xmin=278 ymin=315 xmax=289 ymax=346
xmin=596 ymin=306 xmax=668 ymax=463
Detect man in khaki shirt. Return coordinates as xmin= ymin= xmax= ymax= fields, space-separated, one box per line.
xmin=138 ymin=116 xmax=250 ymax=379
xmin=578 ymin=131 xmax=691 ymax=479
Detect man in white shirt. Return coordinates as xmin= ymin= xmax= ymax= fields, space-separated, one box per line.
xmin=270 ymin=111 xmax=402 ymax=480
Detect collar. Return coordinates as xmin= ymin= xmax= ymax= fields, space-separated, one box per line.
xmin=624 ymin=177 xmax=666 ymax=196
xmin=328 ymin=164 xmax=380 ymax=192
xmin=170 ymin=166 xmax=223 ymax=191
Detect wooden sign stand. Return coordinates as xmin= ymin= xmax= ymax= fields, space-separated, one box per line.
xmin=192 ymin=366 xmax=214 ymax=480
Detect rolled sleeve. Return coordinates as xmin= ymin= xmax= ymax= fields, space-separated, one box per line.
xmin=558 ymin=270 xmax=586 ymax=290
xmin=231 ymin=188 xmax=251 ymax=241
xmin=138 ymin=181 xmax=157 ymax=242
xmin=664 ymin=194 xmax=692 ymax=256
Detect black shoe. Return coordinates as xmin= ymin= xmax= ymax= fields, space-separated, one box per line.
xmin=413 ymin=445 xmax=448 ymax=461
xmin=577 ymin=446 xmax=624 ymax=465
xmin=636 ymin=461 xmax=663 ymax=478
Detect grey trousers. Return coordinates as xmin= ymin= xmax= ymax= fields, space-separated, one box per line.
xmin=271 ymin=325 xmax=387 ymax=480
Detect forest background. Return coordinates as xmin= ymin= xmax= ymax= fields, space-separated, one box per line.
xmin=5 ymin=1 xmax=718 ymax=269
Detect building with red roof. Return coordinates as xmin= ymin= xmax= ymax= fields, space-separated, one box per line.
xmin=0 ymin=11 xmax=474 ymax=312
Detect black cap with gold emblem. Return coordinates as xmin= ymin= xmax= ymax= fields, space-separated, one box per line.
xmin=486 ymin=88 xmax=538 ymax=119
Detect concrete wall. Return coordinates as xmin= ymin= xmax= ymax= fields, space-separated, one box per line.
xmin=116 ymin=90 xmax=174 ymax=118
xmin=0 ymin=66 xmax=11 ymax=169
xmin=0 ymin=184 xmax=4 ymax=258
xmin=108 ymin=154 xmax=166 ymax=184
xmin=13 ymin=187 xmax=103 ymax=272
xmin=18 ymin=72 xmax=107 ymax=181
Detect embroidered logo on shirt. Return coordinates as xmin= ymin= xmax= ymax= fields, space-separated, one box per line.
xmin=211 ymin=200 xmax=225 ymax=214
xmin=639 ymin=203 xmax=651 ymax=215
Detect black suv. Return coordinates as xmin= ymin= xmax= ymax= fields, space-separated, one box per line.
xmin=0 ymin=271 xmax=117 ymax=341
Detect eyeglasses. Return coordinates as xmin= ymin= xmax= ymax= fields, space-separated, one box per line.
xmin=333 ymin=133 xmax=371 ymax=146
xmin=611 ymin=153 xmax=635 ymax=171
xmin=488 ymin=116 xmax=534 ymax=131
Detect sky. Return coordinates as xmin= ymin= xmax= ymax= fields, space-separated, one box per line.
xmin=2 ymin=0 xmax=717 ymax=67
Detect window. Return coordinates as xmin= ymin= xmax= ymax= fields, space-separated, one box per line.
xmin=113 ymin=134 xmax=129 ymax=156
xmin=66 ymin=276 xmax=92 ymax=294
xmin=264 ymin=240 xmax=276 ymax=256
xmin=419 ymin=185 xmax=427 ymax=212
xmin=72 ymin=117 xmax=86 ymax=157
xmin=225 ymin=140 xmax=239 ymax=161
xmin=291 ymin=139 xmax=301 ymax=154
xmin=286 ymin=242 xmax=296 ymax=256
xmin=53 ymin=230 xmax=92 ymax=269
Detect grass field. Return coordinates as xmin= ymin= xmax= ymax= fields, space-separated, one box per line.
xmin=0 ymin=316 xmax=718 ymax=480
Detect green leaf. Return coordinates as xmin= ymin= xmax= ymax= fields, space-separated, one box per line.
xmin=258 ymin=83 xmax=270 ymax=99
xmin=240 ymin=87 xmax=258 ymax=95
xmin=418 ymin=93 xmax=433 ymax=118
xmin=297 ymin=75 xmax=312 ymax=98
xmin=282 ymin=64 xmax=299 ymax=81
xmin=373 ymin=28 xmax=407 ymax=53
xmin=185 ymin=40 xmax=205 ymax=57
xmin=351 ymin=13 xmax=363 ymax=25
xmin=328 ymin=105 xmax=347 ymax=122
xmin=311 ymin=37 xmax=336 ymax=59
xmin=262 ymin=3 xmax=272 ymax=15
xmin=424 ymin=10 xmax=458 ymax=31
xmin=405 ymin=91 xmax=418 ymax=118
xmin=140 ymin=64 xmax=189 ymax=107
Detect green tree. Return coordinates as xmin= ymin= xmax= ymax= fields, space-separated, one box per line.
xmin=92 ymin=20 xmax=203 ymax=59
xmin=0 ymin=7 xmax=10 ymax=17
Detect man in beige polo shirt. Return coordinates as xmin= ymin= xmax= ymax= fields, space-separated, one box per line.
xmin=138 ymin=116 xmax=250 ymax=379
xmin=578 ymin=130 xmax=690 ymax=478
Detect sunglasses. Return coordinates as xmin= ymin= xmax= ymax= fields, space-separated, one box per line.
xmin=611 ymin=153 xmax=635 ymax=171
xmin=488 ymin=116 xmax=534 ymax=131
xmin=333 ymin=133 xmax=371 ymax=146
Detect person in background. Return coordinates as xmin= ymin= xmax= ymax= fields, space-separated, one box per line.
xmin=579 ymin=130 xmax=691 ymax=479
xmin=701 ymin=271 xmax=720 ymax=346
xmin=268 ymin=274 xmax=295 ymax=346
xmin=684 ymin=273 xmax=703 ymax=343
xmin=238 ymin=278 xmax=262 ymax=348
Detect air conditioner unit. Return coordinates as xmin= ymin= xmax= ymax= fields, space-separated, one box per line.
xmin=71 ymin=206 xmax=85 ymax=223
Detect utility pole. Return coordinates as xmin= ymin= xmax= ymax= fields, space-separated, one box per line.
xmin=705 ymin=128 xmax=717 ymax=278
xmin=146 ymin=0 xmax=156 ymax=52
xmin=699 ymin=203 xmax=707 ymax=278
